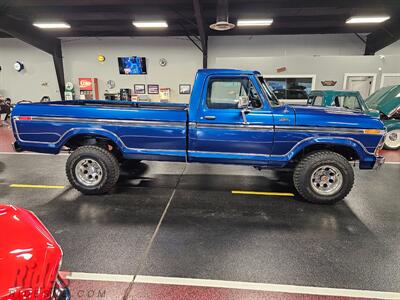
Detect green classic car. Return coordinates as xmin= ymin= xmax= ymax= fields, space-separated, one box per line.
xmin=308 ymin=87 xmax=400 ymax=150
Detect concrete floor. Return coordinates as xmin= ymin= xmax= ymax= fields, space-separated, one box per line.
xmin=0 ymin=153 xmax=399 ymax=296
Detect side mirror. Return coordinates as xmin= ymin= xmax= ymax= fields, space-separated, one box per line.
xmin=238 ymin=96 xmax=250 ymax=125
xmin=238 ymin=96 xmax=249 ymax=109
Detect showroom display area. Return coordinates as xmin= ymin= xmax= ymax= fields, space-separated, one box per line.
xmin=1 ymin=0 xmax=400 ymax=299
xmin=1 ymin=35 xmax=400 ymax=103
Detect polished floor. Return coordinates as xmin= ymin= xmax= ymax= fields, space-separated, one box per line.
xmin=0 ymin=149 xmax=399 ymax=299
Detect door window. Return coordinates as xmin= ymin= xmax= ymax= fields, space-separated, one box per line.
xmin=331 ymin=96 xmax=361 ymax=110
xmin=206 ymin=78 xmax=262 ymax=109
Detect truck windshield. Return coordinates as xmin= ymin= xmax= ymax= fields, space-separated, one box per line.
xmin=257 ymin=76 xmax=281 ymax=106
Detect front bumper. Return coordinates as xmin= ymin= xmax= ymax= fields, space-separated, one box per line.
xmin=374 ymin=156 xmax=385 ymax=170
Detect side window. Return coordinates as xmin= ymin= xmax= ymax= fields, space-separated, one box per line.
xmin=312 ymin=96 xmax=323 ymax=106
xmin=206 ymin=78 xmax=262 ymax=109
xmin=340 ymin=96 xmax=361 ymax=110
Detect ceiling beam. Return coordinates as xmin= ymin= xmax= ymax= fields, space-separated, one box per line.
xmin=364 ymin=18 xmax=400 ymax=55
xmin=193 ymin=0 xmax=208 ymax=68
xmin=0 ymin=15 xmax=65 ymax=99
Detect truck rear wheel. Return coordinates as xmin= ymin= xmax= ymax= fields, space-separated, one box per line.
xmin=293 ymin=151 xmax=354 ymax=204
xmin=66 ymin=146 xmax=120 ymax=195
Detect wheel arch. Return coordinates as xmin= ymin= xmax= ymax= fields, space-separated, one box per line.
xmin=60 ymin=129 xmax=125 ymax=157
xmin=288 ymin=137 xmax=369 ymax=162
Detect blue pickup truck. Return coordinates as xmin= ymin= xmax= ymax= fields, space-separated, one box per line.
xmin=11 ymin=69 xmax=385 ymax=204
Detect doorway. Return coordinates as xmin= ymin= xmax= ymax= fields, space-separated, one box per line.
xmin=380 ymin=73 xmax=400 ymax=88
xmin=343 ymin=73 xmax=377 ymax=99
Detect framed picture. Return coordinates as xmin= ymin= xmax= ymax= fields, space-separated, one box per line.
xmin=179 ymin=84 xmax=191 ymax=94
xmin=147 ymin=84 xmax=159 ymax=94
xmin=134 ymin=84 xmax=145 ymax=94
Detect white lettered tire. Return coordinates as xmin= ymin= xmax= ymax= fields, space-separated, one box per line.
xmin=383 ymin=129 xmax=400 ymax=150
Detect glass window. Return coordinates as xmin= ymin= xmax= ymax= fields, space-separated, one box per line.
xmin=312 ymin=96 xmax=323 ymax=106
xmin=264 ymin=77 xmax=312 ymax=100
xmin=206 ymin=78 xmax=262 ymax=109
xmin=331 ymin=96 xmax=361 ymax=110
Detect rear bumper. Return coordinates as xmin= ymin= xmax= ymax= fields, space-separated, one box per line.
xmin=373 ymin=156 xmax=385 ymax=170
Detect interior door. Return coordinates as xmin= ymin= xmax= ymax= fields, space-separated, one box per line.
xmin=346 ymin=76 xmax=373 ymax=98
xmin=189 ymin=75 xmax=274 ymax=164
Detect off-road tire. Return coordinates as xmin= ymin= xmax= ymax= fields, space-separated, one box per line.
xmin=293 ymin=151 xmax=354 ymax=204
xmin=66 ymin=146 xmax=120 ymax=194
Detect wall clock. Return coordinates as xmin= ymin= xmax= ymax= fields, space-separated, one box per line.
xmin=14 ymin=61 xmax=24 ymax=72
xmin=106 ymin=80 xmax=115 ymax=89
xmin=159 ymin=58 xmax=167 ymax=67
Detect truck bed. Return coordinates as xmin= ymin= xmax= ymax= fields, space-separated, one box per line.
xmin=12 ymin=100 xmax=188 ymax=161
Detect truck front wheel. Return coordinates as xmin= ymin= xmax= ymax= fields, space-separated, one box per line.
xmin=293 ymin=151 xmax=354 ymax=204
xmin=66 ymin=146 xmax=120 ymax=194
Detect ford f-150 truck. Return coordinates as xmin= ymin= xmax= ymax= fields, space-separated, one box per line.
xmin=11 ymin=69 xmax=385 ymax=204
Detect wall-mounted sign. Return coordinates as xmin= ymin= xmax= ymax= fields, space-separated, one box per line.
xmin=179 ymin=84 xmax=191 ymax=94
xmin=321 ymin=80 xmax=337 ymax=87
xmin=160 ymin=88 xmax=170 ymax=102
xmin=276 ymin=67 xmax=286 ymax=73
xmin=134 ymin=84 xmax=145 ymax=94
xmin=147 ymin=84 xmax=159 ymax=94
xmin=79 ymin=78 xmax=93 ymax=90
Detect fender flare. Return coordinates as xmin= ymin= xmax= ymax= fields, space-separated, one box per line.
xmin=286 ymin=136 xmax=373 ymax=161
xmin=57 ymin=128 xmax=126 ymax=152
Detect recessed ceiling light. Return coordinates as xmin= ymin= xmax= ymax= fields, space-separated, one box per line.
xmin=346 ymin=16 xmax=390 ymax=24
xmin=132 ymin=21 xmax=168 ymax=28
xmin=237 ymin=19 xmax=273 ymax=27
xmin=33 ymin=22 xmax=71 ymax=29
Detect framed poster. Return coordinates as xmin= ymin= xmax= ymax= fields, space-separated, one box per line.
xmin=179 ymin=84 xmax=191 ymax=94
xmin=134 ymin=84 xmax=145 ymax=94
xmin=147 ymin=84 xmax=159 ymax=94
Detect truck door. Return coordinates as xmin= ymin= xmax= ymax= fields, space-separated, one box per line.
xmin=189 ymin=75 xmax=274 ymax=165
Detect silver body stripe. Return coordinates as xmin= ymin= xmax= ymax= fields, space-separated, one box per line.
xmin=14 ymin=116 xmax=378 ymax=157
xmin=16 ymin=116 xmax=185 ymax=128
xmin=13 ymin=118 xmax=186 ymax=155
xmin=190 ymin=136 xmax=376 ymax=158
xmin=275 ymin=125 xmax=367 ymax=134
xmin=190 ymin=122 xmax=383 ymax=135
xmin=195 ymin=123 xmax=274 ymax=131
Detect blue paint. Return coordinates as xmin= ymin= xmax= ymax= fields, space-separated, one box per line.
xmin=12 ymin=69 xmax=385 ymax=169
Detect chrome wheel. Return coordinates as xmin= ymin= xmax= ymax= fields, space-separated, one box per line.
xmin=384 ymin=130 xmax=400 ymax=150
xmin=310 ymin=165 xmax=343 ymax=196
xmin=75 ymin=158 xmax=103 ymax=187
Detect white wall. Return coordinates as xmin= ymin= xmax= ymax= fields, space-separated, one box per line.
xmin=0 ymin=33 xmax=399 ymax=103
xmin=213 ymin=55 xmax=400 ymax=91
xmin=377 ymin=40 xmax=400 ymax=55
xmin=208 ymin=34 xmax=366 ymax=60
xmin=62 ymin=37 xmax=202 ymax=103
xmin=0 ymin=39 xmax=61 ymax=101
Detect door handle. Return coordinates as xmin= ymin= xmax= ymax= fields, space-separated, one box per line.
xmin=204 ymin=115 xmax=216 ymax=120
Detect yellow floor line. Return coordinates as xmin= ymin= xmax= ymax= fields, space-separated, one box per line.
xmin=10 ymin=184 xmax=65 ymax=189
xmin=232 ymin=190 xmax=294 ymax=197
